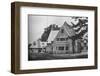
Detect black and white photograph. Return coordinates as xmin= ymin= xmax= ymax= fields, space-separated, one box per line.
xmin=28 ymin=15 xmax=88 ymax=61
xmin=11 ymin=2 xmax=97 ymax=73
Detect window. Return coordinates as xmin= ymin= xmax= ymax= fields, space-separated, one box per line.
xmin=66 ymin=46 xmax=69 ymax=50
xmin=61 ymin=29 xmax=64 ymax=33
xmin=58 ymin=46 xmax=64 ymax=50
xmin=66 ymin=38 xmax=68 ymax=40
xmin=60 ymin=38 xmax=65 ymax=41
xmin=57 ymin=38 xmax=66 ymax=41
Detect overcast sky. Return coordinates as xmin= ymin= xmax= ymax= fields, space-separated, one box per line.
xmin=28 ymin=15 xmax=78 ymax=43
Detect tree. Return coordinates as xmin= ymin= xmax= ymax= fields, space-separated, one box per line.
xmin=71 ymin=18 xmax=88 ymax=53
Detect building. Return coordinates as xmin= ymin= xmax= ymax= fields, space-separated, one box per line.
xmin=46 ymin=21 xmax=82 ymax=54
xmin=29 ymin=39 xmax=47 ymax=53
xmin=29 ymin=21 xmax=85 ymax=54
xmin=46 ymin=28 xmax=59 ymax=53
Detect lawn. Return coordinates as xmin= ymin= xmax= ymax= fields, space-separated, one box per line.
xmin=28 ymin=52 xmax=88 ymax=61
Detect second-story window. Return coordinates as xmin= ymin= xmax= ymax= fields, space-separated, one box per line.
xmin=61 ymin=29 xmax=64 ymax=33
xmin=58 ymin=46 xmax=64 ymax=50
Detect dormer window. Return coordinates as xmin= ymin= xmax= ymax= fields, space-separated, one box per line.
xmin=61 ymin=29 xmax=64 ymax=33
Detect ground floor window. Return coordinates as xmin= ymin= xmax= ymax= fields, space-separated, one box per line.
xmin=66 ymin=46 xmax=69 ymax=50
xmin=58 ymin=46 xmax=64 ymax=50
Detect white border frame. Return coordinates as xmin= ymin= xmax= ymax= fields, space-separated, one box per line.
xmin=20 ymin=6 xmax=95 ymax=70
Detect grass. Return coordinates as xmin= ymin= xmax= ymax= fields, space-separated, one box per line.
xmin=28 ymin=52 xmax=88 ymax=61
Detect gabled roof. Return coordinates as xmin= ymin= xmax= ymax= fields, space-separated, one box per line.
xmin=47 ymin=30 xmax=59 ymax=43
xmin=47 ymin=21 xmax=76 ymax=43
xmin=63 ymin=21 xmax=75 ymax=37
xmin=46 ymin=21 xmax=76 ymax=43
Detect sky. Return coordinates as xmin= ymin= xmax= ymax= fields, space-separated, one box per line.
xmin=28 ymin=15 xmax=79 ymax=43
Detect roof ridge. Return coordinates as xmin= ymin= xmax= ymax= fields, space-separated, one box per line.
xmin=63 ymin=21 xmax=75 ymax=37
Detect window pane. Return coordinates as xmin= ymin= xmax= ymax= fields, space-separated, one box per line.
xmin=66 ymin=46 xmax=69 ymax=50
xmin=60 ymin=38 xmax=65 ymax=41
xmin=58 ymin=46 xmax=64 ymax=50
xmin=61 ymin=29 xmax=64 ymax=33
